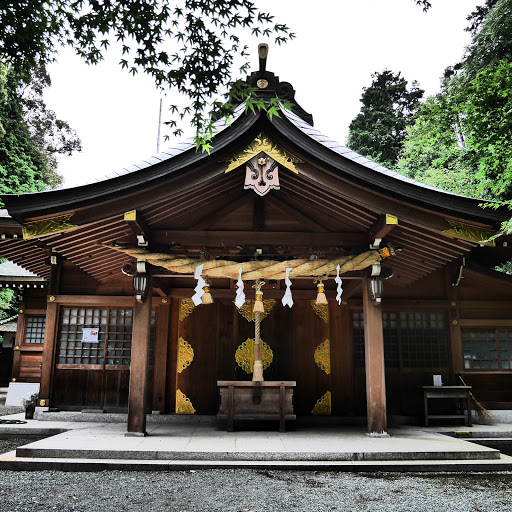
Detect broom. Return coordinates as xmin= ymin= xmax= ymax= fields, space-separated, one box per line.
xmin=458 ymin=374 xmax=496 ymax=425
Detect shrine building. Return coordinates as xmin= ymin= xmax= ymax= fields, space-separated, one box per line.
xmin=1 ymin=48 xmax=512 ymax=435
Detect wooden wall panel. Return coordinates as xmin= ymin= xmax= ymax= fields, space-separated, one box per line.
xmin=215 ymin=300 xmax=237 ymax=381
xmin=177 ymin=302 xmax=217 ymax=414
xmin=104 ymin=369 xmax=130 ymax=411
xmin=17 ymin=353 xmax=42 ymax=382
xmin=330 ymin=302 xmax=353 ymax=415
xmin=292 ymin=301 xmax=330 ymax=416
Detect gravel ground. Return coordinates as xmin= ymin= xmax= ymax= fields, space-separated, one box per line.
xmin=1 ymin=404 xmax=512 ymax=511
xmin=0 ymin=467 xmax=511 ymax=512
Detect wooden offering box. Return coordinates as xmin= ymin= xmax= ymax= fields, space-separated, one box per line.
xmin=217 ymin=380 xmax=296 ymax=432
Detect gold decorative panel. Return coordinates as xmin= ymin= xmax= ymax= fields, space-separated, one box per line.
xmin=235 ymin=337 xmax=274 ymax=374
xmin=177 ymin=337 xmax=194 ymax=373
xmin=443 ymin=220 xmax=496 ymax=247
xmin=312 ymin=391 xmax=331 ymax=415
xmin=176 ymin=389 xmax=196 ymax=414
xmin=314 ymin=339 xmax=331 ymax=375
xmin=179 ymin=298 xmax=195 ymax=321
xmin=23 ymin=213 xmax=77 ymax=239
xmin=224 ymin=132 xmax=302 ymax=174
xmin=310 ymin=300 xmax=329 ymax=323
xmin=235 ymin=299 xmax=275 ymax=322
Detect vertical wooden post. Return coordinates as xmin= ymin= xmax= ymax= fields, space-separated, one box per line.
xmin=10 ymin=303 xmax=25 ymax=381
xmin=362 ymin=278 xmax=387 ymax=435
xmin=39 ymin=301 xmax=59 ymax=405
xmin=127 ymin=279 xmax=153 ymax=435
xmin=152 ymin=300 xmax=169 ymax=412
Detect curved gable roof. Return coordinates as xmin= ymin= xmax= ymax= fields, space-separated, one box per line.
xmin=1 ymin=104 xmax=508 ymax=227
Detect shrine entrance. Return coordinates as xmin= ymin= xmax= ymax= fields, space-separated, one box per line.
xmin=175 ymin=298 xmax=335 ymax=416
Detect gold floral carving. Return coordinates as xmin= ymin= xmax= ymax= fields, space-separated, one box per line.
xmin=175 ymin=389 xmax=196 ymax=414
xmin=179 ymin=298 xmax=195 ymax=321
xmin=235 ymin=299 xmax=276 ymax=322
xmin=224 ymin=132 xmax=302 ymax=174
xmin=22 ymin=213 xmax=77 ymax=239
xmin=443 ymin=220 xmax=496 ymax=247
xmin=312 ymin=391 xmax=332 ymax=415
xmin=177 ymin=337 xmax=194 ymax=373
xmin=314 ymin=339 xmax=331 ymax=375
xmin=310 ymin=300 xmax=329 ymax=323
xmin=235 ymin=337 xmax=274 ymax=374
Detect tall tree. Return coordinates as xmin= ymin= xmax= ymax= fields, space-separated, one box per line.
xmin=347 ymin=70 xmax=424 ymax=169
xmin=0 ymin=1 xmax=431 ymax=146
xmin=398 ymin=0 xmax=512 ymax=201
xmin=0 ymin=63 xmax=81 ymax=199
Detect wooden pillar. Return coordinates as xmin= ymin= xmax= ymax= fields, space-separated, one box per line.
xmin=127 ymin=279 xmax=153 ymax=435
xmin=39 ymin=301 xmax=59 ymax=405
xmin=39 ymin=258 xmax=61 ymax=405
xmin=152 ymin=300 xmax=170 ymax=412
xmin=362 ymin=278 xmax=387 ymax=435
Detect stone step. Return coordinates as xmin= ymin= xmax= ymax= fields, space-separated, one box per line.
xmin=1 ymin=451 xmax=512 ymax=473
xmin=15 ymin=444 xmax=501 ymax=462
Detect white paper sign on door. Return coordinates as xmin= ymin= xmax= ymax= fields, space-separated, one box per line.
xmin=82 ymin=328 xmax=99 ymax=343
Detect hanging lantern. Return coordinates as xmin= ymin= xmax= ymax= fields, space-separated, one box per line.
xmin=133 ymin=260 xmax=148 ymax=302
xmin=201 ymin=278 xmax=214 ymax=304
xmin=370 ymin=276 xmax=384 ymax=303
xmin=253 ymin=280 xmax=265 ymax=313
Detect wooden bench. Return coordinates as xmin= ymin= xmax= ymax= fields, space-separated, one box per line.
xmin=422 ymin=385 xmax=472 ymax=427
xmin=217 ymin=380 xmax=296 ymax=432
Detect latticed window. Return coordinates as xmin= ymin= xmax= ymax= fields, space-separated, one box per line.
xmin=58 ymin=308 xmax=109 ymax=365
xmin=106 ymin=309 xmax=133 ymax=365
xmin=24 ymin=316 xmax=46 ymax=344
xmin=57 ymin=307 xmax=155 ymax=367
xmin=399 ymin=312 xmax=447 ymax=368
xmin=463 ymin=329 xmax=512 ymax=370
xmin=353 ymin=311 xmax=448 ymax=369
xmin=59 ymin=308 xmax=134 ymax=366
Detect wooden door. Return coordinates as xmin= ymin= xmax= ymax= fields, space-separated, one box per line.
xmin=175 ymin=298 xmax=333 ymax=416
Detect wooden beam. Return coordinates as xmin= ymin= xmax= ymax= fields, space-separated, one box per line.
xmin=166 ymin=286 xmax=361 ymax=299
xmin=127 ymin=276 xmax=153 ymax=435
xmin=362 ymin=277 xmax=387 ymax=435
xmin=152 ymin=277 xmax=170 ymax=297
xmin=266 ymin=195 xmax=329 ymax=232
xmin=189 ymin=193 xmax=251 ymax=230
xmin=253 ymin=196 xmax=265 ymax=231
xmin=150 ymin=230 xmax=367 ymax=247
xmin=124 ymin=210 xmax=151 ymax=246
xmin=369 ymin=214 xmax=398 ymax=242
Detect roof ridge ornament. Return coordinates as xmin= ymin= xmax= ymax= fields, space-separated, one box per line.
xmin=245 ymin=44 xmax=314 ymax=125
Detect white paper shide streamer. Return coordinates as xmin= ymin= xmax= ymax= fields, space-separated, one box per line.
xmin=235 ymin=267 xmax=246 ymax=308
xmin=335 ymin=264 xmax=343 ymax=305
xmin=281 ymin=267 xmax=294 ymax=308
xmin=191 ymin=264 xmax=206 ymax=306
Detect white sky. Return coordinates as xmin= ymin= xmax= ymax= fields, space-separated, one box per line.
xmin=43 ymin=0 xmax=481 ymax=188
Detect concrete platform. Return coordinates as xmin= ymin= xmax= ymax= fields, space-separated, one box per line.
xmin=2 ymin=412 xmax=512 ymax=472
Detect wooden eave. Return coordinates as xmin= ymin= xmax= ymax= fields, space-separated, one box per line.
xmin=0 ymin=109 xmax=507 ymax=287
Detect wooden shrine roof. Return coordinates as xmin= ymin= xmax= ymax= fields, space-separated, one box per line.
xmin=0 ymin=89 xmax=511 ymax=287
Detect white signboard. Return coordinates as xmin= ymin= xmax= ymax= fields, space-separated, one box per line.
xmin=82 ymin=327 xmax=100 ymax=343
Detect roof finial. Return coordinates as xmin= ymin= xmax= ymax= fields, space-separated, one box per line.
xmin=258 ymin=43 xmax=268 ymax=72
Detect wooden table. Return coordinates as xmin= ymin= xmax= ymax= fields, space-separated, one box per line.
xmin=422 ymin=386 xmax=472 ymax=427
xmin=217 ymin=380 xmax=296 ymax=432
